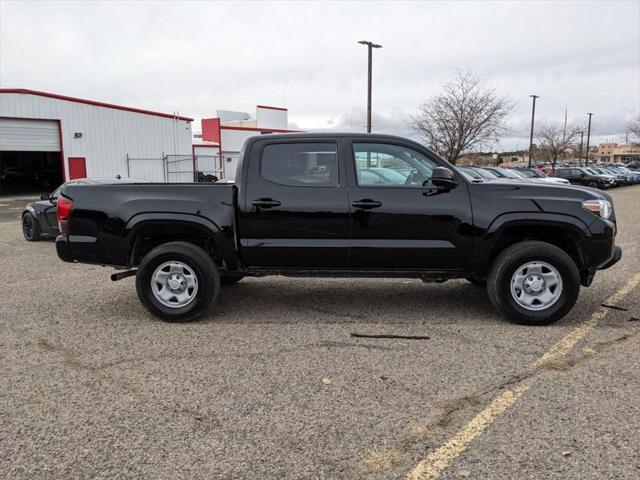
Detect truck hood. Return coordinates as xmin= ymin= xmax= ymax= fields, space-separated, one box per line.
xmin=468 ymin=178 xmax=611 ymax=202
xmin=467 ymin=178 xmax=615 ymax=226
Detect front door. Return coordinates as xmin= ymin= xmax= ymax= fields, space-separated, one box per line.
xmin=239 ymin=139 xmax=349 ymax=268
xmin=345 ymin=140 xmax=473 ymax=270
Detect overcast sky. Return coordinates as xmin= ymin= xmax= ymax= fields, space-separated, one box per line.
xmin=1 ymin=0 xmax=639 ymax=150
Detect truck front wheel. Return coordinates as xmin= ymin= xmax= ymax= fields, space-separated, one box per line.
xmin=136 ymin=241 xmax=220 ymax=322
xmin=487 ymin=241 xmax=580 ymax=325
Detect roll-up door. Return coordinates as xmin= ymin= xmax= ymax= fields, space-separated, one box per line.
xmin=0 ymin=118 xmax=61 ymax=152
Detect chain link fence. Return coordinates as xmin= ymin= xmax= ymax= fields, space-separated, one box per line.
xmin=126 ymin=154 xmax=166 ymax=182
xmin=194 ymin=155 xmax=224 ymax=182
xmin=126 ymin=153 xmax=225 ymax=183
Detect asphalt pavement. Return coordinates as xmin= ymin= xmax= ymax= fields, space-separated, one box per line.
xmin=1 ymin=185 xmax=639 ymax=479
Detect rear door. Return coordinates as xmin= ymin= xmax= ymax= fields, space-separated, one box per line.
xmin=345 ymin=139 xmax=473 ymax=270
xmin=238 ymin=139 xmax=349 ymax=268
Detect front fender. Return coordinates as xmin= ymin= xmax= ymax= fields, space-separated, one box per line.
xmin=473 ymin=212 xmax=591 ymax=270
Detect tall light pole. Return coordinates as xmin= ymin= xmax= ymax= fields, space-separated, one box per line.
xmin=585 ymin=113 xmax=594 ymax=166
xmin=528 ymin=95 xmax=539 ymax=167
xmin=578 ymin=130 xmax=584 ymax=166
xmin=358 ymin=40 xmax=382 ymax=133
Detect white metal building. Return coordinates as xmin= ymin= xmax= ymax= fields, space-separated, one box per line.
xmin=199 ymin=105 xmax=298 ymax=180
xmin=0 ymin=89 xmax=193 ymax=194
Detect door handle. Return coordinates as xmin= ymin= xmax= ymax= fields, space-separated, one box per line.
xmin=352 ymin=199 xmax=382 ymax=209
xmin=252 ymin=199 xmax=281 ymax=208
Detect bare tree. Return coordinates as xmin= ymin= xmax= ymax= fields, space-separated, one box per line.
xmin=628 ymin=114 xmax=640 ymax=141
xmin=411 ymin=69 xmax=513 ymax=164
xmin=536 ymin=122 xmax=582 ymax=171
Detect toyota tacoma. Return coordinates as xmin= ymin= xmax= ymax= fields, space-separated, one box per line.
xmin=55 ymin=133 xmax=622 ymax=325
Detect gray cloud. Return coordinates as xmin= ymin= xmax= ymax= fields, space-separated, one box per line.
xmin=1 ymin=0 xmax=638 ymax=151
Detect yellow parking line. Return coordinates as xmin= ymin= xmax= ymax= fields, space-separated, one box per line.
xmin=534 ymin=272 xmax=640 ymax=368
xmin=405 ymin=272 xmax=640 ymax=480
xmin=406 ymin=384 xmax=530 ymax=480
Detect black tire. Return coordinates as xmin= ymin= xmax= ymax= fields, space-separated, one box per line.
xmin=466 ymin=275 xmax=486 ymax=287
xmin=220 ymin=275 xmax=244 ymax=286
xmin=487 ymin=241 xmax=580 ymax=325
xmin=135 ymin=241 xmax=220 ymax=322
xmin=22 ymin=213 xmax=41 ymax=241
xmin=587 ymin=181 xmax=598 ymax=189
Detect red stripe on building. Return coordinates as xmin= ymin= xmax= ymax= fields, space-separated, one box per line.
xmin=256 ymin=105 xmax=288 ymax=112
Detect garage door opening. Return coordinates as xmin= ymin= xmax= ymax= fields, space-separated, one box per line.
xmin=0 ymin=151 xmax=63 ymax=195
xmin=0 ymin=118 xmax=63 ymax=196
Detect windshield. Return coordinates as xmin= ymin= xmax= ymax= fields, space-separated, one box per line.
xmin=510 ymin=170 xmax=529 ymax=179
xmin=516 ymin=169 xmax=535 ymax=178
xmin=476 ymin=168 xmax=499 ymax=179
xmin=585 ymin=168 xmax=600 ymax=175
xmin=459 ymin=167 xmax=483 ymax=179
xmin=459 ymin=171 xmax=477 ymax=181
xmin=493 ymin=167 xmax=521 ymax=179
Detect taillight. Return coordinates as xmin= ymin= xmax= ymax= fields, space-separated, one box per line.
xmin=57 ymin=195 xmax=73 ymax=235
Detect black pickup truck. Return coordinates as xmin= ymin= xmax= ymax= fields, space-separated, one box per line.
xmin=56 ymin=133 xmax=621 ymax=325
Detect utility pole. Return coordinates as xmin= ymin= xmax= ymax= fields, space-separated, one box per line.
xmin=585 ymin=113 xmax=594 ymax=166
xmin=578 ymin=131 xmax=584 ymax=166
xmin=528 ymin=95 xmax=539 ymax=167
xmin=358 ymin=40 xmax=382 ymax=133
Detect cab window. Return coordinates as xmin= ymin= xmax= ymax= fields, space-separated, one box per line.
xmin=353 ymin=143 xmax=438 ymax=188
xmin=261 ymin=143 xmax=339 ymax=187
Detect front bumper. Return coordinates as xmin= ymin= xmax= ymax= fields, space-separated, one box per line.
xmin=599 ymin=245 xmax=622 ymax=270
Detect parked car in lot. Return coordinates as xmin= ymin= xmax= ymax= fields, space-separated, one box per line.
xmin=22 ymin=177 xmax=149 ymax=241
xmin=513 ymin=168 xmax=570 ymax=185
xmin=481 ymin=167 xmax=524 ymax=180
xmin=458 ymin=166 xmax=486 ymax=181
xmin=56 ymin=133 xmax=621 ymax=326
xmin=459 ymin=166 xmax=500 ymax=180
xmin=599 ymin=166 xmax=636 ymax=185
xmin=613 ymin=166 xmax=640 ymax=183
xmin=553 ymin=167 xmax=615 ymax=189
xmin=590 ymin=167 xmax=627 ymax=186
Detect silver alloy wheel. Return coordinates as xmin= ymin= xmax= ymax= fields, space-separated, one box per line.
xmin=151 ymin=261 xmax=198 ymax=309
xmin=510 ymin=261 xmax=563 ymax=311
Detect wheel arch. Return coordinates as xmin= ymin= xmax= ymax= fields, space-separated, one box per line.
xmin=478 ymin=213 xmax=590 ymax=276
xmin=124 ymin=213 xmax=238 ymax=271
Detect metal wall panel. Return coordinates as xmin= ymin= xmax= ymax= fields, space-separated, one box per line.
xmin=0 ymin=93 xmax=192 ymax=181
xmin=256 ymin=107 xmax=287 ymax=129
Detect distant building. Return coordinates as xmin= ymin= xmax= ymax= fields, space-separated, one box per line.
xmin=0 ymin=88 xmax=193 ymax=194
xmin=596 ymin=143 xmax=640 ymax=164
xmin=196 ymin=105 xmax=299 ymax=180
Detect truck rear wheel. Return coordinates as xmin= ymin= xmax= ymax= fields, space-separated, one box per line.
xmin=136 ymin=241 xmax=220 ymax=322
xmin=487 ymin=241 xmax=580 ymax=325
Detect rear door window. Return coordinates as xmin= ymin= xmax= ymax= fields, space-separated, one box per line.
xmin=261 ymin=143 xmax=339 ymax=187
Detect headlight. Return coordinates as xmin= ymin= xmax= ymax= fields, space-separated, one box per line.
xmin=583 ymin=199 xmax=612 ymax=219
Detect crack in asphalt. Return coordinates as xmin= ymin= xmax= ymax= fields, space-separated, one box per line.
xmin=354 ymin=329 xmax=640 ymax=478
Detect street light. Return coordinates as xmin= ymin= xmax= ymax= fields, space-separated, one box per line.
xmin=528 ymin=94 xmax=539 ymax=167
xmin=585 ymin=113 xmax=594 ymax=166
xmin=578 ymin=130 xmax=584 ymax=166
xmin=358 ymin=40 xmax=382 ymax=133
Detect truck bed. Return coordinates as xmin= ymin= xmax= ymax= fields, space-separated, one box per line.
xmin=57 ymin=183 xmax=236 ymax=267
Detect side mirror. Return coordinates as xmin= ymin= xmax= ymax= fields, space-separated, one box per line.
xmin=431 ymin=167 xmax=458 ymax=190
xmin=40 ymin=193 xmax=50 ymax=201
